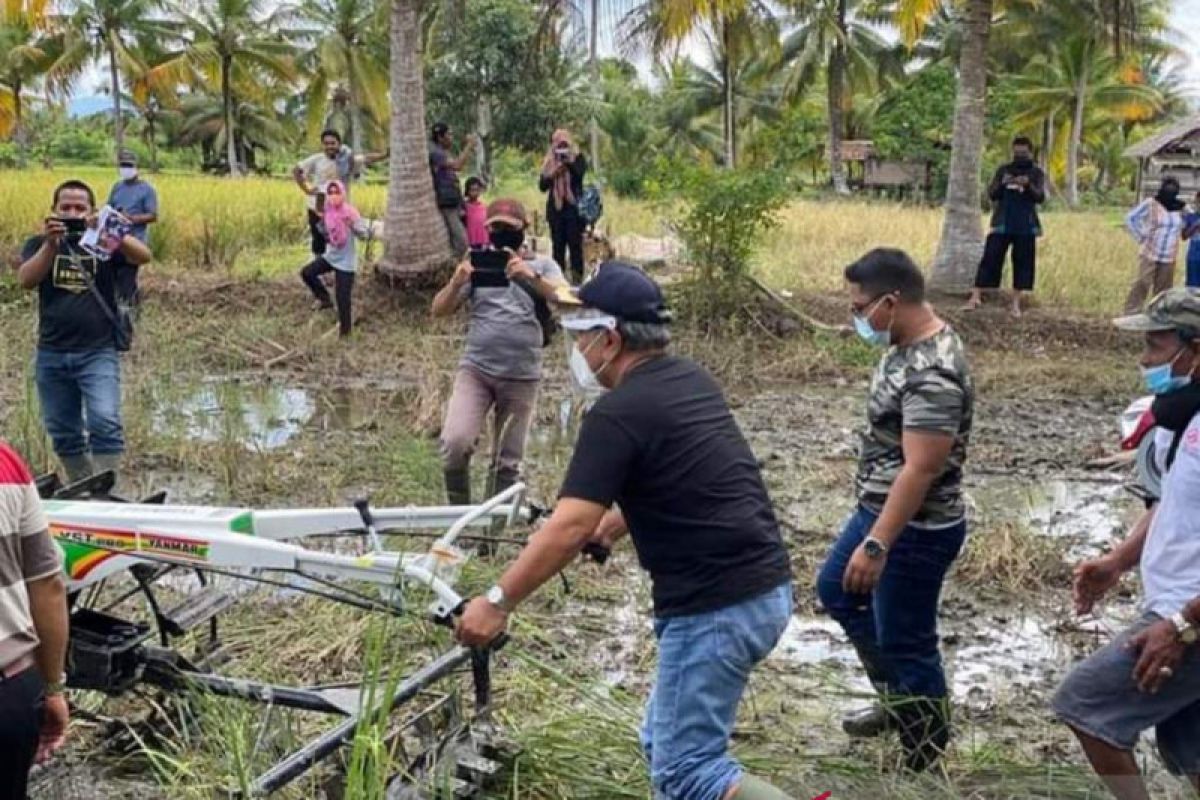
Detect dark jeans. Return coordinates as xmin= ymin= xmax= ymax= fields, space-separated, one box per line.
xmin=817 ymin=505 xmax=966 ymax=699
xmin=1188 ymin=257 xmax=1200 ymax=289
xmin=306 ymin=209 xmax=326 ymax=256
xmin=35 ymin=347 xmax=124 ymax=457
xmin=300 ymin=258 xmax=354 ymax=336
xmin=0 ymin=667 xmax=44 ymax=800
xmin=548 ymin=204 xmax=585 ymax=283
xmin=975 ymin=233 xmax=1036 ymax=291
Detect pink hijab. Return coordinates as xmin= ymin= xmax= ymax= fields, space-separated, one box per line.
xmin=323 ymin=180 xmax=360 ymax=248
xmin=541 ymin=129 xmax=577 ymax=212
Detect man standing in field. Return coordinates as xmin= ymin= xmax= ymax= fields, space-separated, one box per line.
xmin=819 ymin=248 xmax=973 ymax=771
xmin=293 ymin=129 xmax=387 ymax=257
xmin=106 ymin=150 xmax=158 ymax=304
xmin=17 ymin=180 xmax=152 ymax=484
xmin=1054 ymin=288 xmax=1200 ymax=800
xmin=456 ymin=262 xmax=795 ymax=800
xmin=0 ymin=442 xmax=70 ymax=800
xmin=961 ymin=136 xmax=1046 ymax=317
xmin=429 ymin=122 xmax=477 ymax=258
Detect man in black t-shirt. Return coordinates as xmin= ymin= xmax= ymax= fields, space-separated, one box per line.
xmin=457 ymin=262 xmax=794 ymax=800
xmin=17 ymin=180 xmax=152 ymax=485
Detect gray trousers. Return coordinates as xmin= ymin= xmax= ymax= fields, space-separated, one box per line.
xmin=439 ymin=366 xmax=538 ymax=483
xmin=440 ymin=207 xmax=468 ymax=259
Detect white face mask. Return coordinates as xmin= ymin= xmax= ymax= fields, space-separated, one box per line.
xmin=119 ymin=166 xmax=137 ymax=180
xmin=570 ymin=332 xmax=611 ymax=398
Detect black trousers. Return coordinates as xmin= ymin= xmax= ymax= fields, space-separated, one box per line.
xmin=300 ymin=258 xmax=355 ymax=336
xmin=974 ymin=233 xmax=1037 ymax=291
xmin=306 ymin=210 xmax=326 ymax=256
xmin=0 ymin=667 xmax=43 ymax=800
xmin=548 ymin=205 xmax=585 ymax=283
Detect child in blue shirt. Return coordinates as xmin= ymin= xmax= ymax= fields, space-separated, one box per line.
xmin=1185 ymin=191 xmax=1200 ymax=288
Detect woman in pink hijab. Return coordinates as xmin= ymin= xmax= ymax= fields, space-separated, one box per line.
xmin=538 ymin=128 xmax=588 ymax=283
xmin=299 ymin=180 xmax=376 ymax=337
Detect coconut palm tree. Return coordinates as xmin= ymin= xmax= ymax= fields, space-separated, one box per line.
xmin=294 ymin=0 xmax=389 ymax=153
xmin=379 ymin=0 xmax=452 ymax=278
xmin=123 ymin=47 xmax=188 ymax=170
xmin=777 ymin=0 xmax=901 ymax=193
xmin=0 ymin=0 xmax=63 ymax=147
xmin=57 ymin=0 xmax=177 ymax=157
xmin=181 ymin=0 xmax=296 ymax=176
xmin=1010 ymin=34 xmax=1161 ymax=206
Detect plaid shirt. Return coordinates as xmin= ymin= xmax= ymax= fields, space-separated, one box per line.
xmin=1127 ymin=198 xmax=1185 ymax=263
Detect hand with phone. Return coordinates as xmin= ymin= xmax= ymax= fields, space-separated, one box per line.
xmin=450 ymin=259 xmax=474 ymax=290
xmin=505 ymin=250 xmax=536 ymax=283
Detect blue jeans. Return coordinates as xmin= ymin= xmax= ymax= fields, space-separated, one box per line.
xmin=640 ymin=582 xmax=792 ymax=800
xmin=1187 ymin=257 xmax=1200 ymax=289
xmin=817 ymin=506 xmax=966 ymax=699
xmin=34 ymin=348 xmax=124 ymax=457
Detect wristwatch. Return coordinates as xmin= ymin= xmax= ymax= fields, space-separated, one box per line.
xmin=1170 ymin=612 xmax=1199 ymax=645
xmin=863 ymin=537 xmax=889 ymax=560
xmin=44 ymin=672 xmax=68 ymax=696
xmin=485 ymin=585 xmax=513 ymax=613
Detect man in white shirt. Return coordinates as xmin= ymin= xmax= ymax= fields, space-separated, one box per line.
xmin=1054 ymin=288 xmax=1200 ymax=800
xmin=292 ymin=129 xmax=386 ymax=257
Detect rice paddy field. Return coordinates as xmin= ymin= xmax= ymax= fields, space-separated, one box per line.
xmin=0 ymin=166 xmax=1190 ymax=799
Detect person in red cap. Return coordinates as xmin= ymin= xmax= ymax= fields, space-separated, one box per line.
xmin=431 ymin=197 xmax=566 ymax=513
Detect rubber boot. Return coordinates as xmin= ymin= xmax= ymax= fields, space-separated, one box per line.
xmin=479 ymin=468 xmax=518 ymax=554
xmin=444 ymin=467 xmax=471 ymax=507
xmin=729 ymin=774 xmax=795 ymax=800
xmin=60 ymin=453 xmax=95 ymax=485
xmin=842 ymin=641 xmax=898 ymax=738
xmin=895 ymin=696 xmax=951 ymax=772
xmin=93 ymin=452 xmax=121 ymax=495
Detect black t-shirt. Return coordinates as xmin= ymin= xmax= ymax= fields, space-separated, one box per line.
xmin=21 ymin=236 xmax=123 ymax=352
xmin=559 ymin=355 xmax=791 ymax=617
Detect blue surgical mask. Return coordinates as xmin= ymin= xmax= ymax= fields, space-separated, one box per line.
xmin=852 ymin=296 xmax=893 ymax=348
xmin=1141 ymin=348 xmax=1193 ymax=395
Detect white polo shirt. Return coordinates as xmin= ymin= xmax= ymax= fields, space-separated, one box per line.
xmin=1141 ymin=414 xmax=1200 ymax=617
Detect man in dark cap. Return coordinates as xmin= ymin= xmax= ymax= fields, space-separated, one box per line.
xmin=1055 ymin=288 xmax=1200 ymax=800
xmin=457 ymin=262 xmax=795 ymax=800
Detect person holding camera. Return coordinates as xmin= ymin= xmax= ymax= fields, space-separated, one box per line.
xmin=16 ymin=180 xmax=151 ymax=485
xmin=961 ymin=136 xmax=1046 ymax=317
xmin=429 ymin=122 xmax=477 ymax=258
xmin=431 ymin=198 xmax=565 ymax=508
xmin=539 ymin=129 xmax=589 ymax=284
xmin=293 ymin=129 xmax=387 ymax=257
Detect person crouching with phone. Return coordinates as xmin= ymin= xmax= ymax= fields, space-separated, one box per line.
xmin=16 ymin=180 xmax=152 ymax=485
xmin=299 ymin=180 xmax=373 ymax=337
xmin=431 ymin=198 xmax=567 ymax=510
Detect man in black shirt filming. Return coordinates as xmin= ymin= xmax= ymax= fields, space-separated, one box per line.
xmin=457 ymin=262 xmax=795 ymax=800
xmin=17 ymin=180 xmax=151 ymax=484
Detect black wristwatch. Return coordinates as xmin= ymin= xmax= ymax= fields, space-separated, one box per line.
xmin=863 ymin=537 xmax=889 ymax=560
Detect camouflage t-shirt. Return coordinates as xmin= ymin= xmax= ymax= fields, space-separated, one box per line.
xmin=856 ymin=326 xmax=973 ymax=527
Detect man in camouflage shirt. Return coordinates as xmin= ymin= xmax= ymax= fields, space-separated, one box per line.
xmin=817 ymin=248 xmax=973 ymax=771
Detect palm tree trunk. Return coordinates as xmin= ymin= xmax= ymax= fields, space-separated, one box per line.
xmin=147 ymin=114 xmax=158 ymax=172
xmin=588 ymin=0 xmax=600 ymax=173
xmin=379 ymin=0 xmax=453 ymax=280
xmin=721 ymin=15 xmax=735 ymax=169
xmin=929 ymin=0 xmax=993 ymax=290
xmin=107 ymin=34 xmax=125 ymax=157
xmin=12 ymin=80 xmax=25 ymax=160
xmin=222 ymin=56 xmax=240 ymax=176
xmin=348 ymin=67 xmax=366 ymax=154
xmin=827 ymin=0 xmax=849 ymax=195
xmin=1066 ymin=74 xmax=1087 ymax=208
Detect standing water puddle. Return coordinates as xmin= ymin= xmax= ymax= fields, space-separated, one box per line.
xmin=151 ymin=380 xmax=315 ymax=450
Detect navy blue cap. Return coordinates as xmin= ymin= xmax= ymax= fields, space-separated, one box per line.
xmin=576 ymin=261 xmax=671 ymax=324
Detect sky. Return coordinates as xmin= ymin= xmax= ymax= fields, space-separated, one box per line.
xmin=71 ymin=1 xmax=1200 ymax=114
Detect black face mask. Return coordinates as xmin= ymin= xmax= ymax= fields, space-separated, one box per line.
xmin=489 ymin=228 xmax=524 ymax=251
xmin=1157 ymin=187 xmax=1184 ymax=211
xmin=1013 ymin=155 xmax=1033 ymax=167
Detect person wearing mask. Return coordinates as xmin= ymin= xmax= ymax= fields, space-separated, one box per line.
xmin=819 ymin=248 xmax=974 ymax=772
xmin=1181 ymin=191 xmax=1200 ymax=289
xmin=539 ymin=129 xmax=589 ymax=284
xmin=293 ymin=129 xmax=387 ymax=257
xmin=429 ymin=122 xmax=477 ymax=258
xmin=0 ymin=443 xmax=70 ymax=800
xmin=16 ymin=180 xmax=152 ymax=484
xmin=298 ymin=180 xmax=375 ymax=337
xmin=431 ymin=198 xmax=565 ymax=507
xmin=456 ymin=261 xmax=794 ymax=800
xmin=106 ymin=150 xmax=157 ymax=303
xmin=1054 ymin=288 xmax=1200 ymax=800
xmin=1124 ymin=177 xmax=1187 ymax=314
xmin=961 ymin=136 xmax=1046 ymax=317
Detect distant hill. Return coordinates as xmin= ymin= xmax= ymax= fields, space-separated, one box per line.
xmin=68 ymin=96 xmax=111 ymax=118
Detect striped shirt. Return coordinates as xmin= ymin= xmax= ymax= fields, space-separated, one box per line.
xmin=0 ymin=443 xmax=61 ymax=671
xmin=1126 ymin=198 xmax=1185 ymax=264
